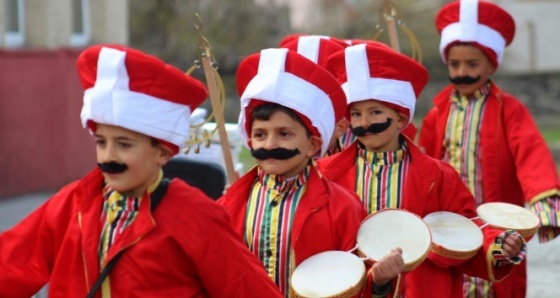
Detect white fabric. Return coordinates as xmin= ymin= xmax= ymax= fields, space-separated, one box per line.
xmin=238 ymin=48 xmax=335 ymax=156
xmin=80 ymin=47 xmax=192 ymax=150
xmin=439 ymin=0 xmax=506 ymax=65
xmin=296 ymin=36 xmax=322 ymax=63
xmin=341 ymin=44 xmax=416 ymax=123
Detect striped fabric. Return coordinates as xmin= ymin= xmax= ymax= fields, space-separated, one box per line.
xmin=354 ymin=142 xmax=409 ymax=213
xmin=530 ymin=195 xmax=560 ymax=242
xmin=442 ymin=84 xmax=494 ymax=298
xmin=463 ymin=230 xmax=527 ymax=298
xmin=245 ymin=166 xmax=309 ymax=297
xmin=442 ymin=83 xmax=489 ymax=207
xmin=324 ymin=140 xmax=343 ymax=157
xmin=340 ymin=127 xmax=357 ymax=150
xmin=98 ymin=170 xmax=162 ymax=297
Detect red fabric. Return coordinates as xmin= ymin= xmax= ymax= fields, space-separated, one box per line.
xmin=217 ymin=166 xmax=368 ymax=296
xmin=436 ymin=0 xmax=515 ymax=66
xmin=281 ymin=36 xmax=345 ymax=68
xmin=436 ymin=1 xmax=515 ymax=45
xmin=318 ymin=139 xmax=513 ymax=298
xmin=0 ymin=169 xmax=282 ymax=297
xmin=77 ymin=44 xmax=208 ymax=109
xmin=236 ymin=49 xmax=347 ymax=123
xmin=326 ymin=43 xmax=429 ymax=99
xmin=419 ymin=82 xmax=560 ymax=297
xmin=278 ymin=34 xmax=349 ymax=49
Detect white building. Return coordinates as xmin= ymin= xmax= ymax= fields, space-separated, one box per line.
xmin=1 ymin=0 xmax=128 ymax=49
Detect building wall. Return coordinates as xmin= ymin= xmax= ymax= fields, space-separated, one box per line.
xmin=0 ymin=49 xmax=96 ymax=199
xmin=0 ymin=0 xmax=129 ymax=199
xmin=0 ymin=0 xmax=128 ymax=48
xmin=497 ymin=0 xmax=560 ymax=74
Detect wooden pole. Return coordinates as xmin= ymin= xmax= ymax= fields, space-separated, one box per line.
xmin=200 ymin=52 xmax=238 ymax=184
xmin=385 ymin=15 xmax=401 ymax=53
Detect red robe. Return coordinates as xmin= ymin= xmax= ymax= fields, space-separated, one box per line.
xmin=318 ymin=139 xmax=512 ymax=298
xmin=218 ymin=166 xmax=368 ymax=296
xmin=419 ymin=83 xmax=560 ymax=298
xmin=0 ymin=169 xmax=282 ymax=298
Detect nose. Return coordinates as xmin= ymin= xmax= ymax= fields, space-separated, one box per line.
xmin=456 ymin=64 xmax=468 ymax=77
xmin=97 ymin=141 xmax=117 ymax=163
xmin=262 ymin=136 xmax=278 ymax=149
xmin=360 ymin=115 xmax=370 ymax=128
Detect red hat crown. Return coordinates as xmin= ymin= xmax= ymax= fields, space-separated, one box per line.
xmin=281 ymin=35 xmax=345 ymax=70
xmin=436 ymin=0 xmax=516 ymax=66
xmin=236 ymin=48 xmax=346 ymax=157
xmin=326 ymin=43 xmax=428 ymax=123
xmin=78 ymin=45 xmax=208 ymax=153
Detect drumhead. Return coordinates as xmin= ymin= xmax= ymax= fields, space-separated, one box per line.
xmin=291 ymin=251 xmax=366 ymax=298
xmin=424 ymin=211 xmax=483 ymax=252
xmin=357 ymin=209 xmax=431 ymax=270
xmin=477 ymin=202 xmax=540 ymax=231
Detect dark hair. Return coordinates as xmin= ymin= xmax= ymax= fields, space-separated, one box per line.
xmin=251 ymin=103 xmax=312 ymax=137
xmin=150 ymin=138 xmax=160 ymax=147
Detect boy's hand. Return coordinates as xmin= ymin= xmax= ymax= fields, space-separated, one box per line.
xmin=502 ymin=233 xmax=523 ymax=259
xmin=372 ymin=247 xmax=405 ymax=286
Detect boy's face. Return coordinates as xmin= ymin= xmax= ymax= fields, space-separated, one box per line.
xmin=349 ymin=100 xmax=407 ymax=152
xmin=250 ymin=111 xmax=321 ymax=177
xmin=447 ymin=44 xmax=496 ymax=96
xmin=95 ymin=123 xmax=171 ymax=197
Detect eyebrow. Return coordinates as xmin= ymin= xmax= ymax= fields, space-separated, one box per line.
xmin=94 ymin=134 xmax=135 ymax=142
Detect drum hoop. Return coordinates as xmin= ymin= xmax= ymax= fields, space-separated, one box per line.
xmin=356 ymin=208 xmax=431 ymax=272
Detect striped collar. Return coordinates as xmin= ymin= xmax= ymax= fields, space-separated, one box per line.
xmin=451 ymin=81 xmax=492 ymax=103
xmin=357 ymin=141 xmax=408 ymax=166
xmin=256 ymin=165 xmax=310 ymax=194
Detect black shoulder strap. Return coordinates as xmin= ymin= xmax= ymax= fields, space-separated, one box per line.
xmin=86 ymin=178 xmax=170 ymax=298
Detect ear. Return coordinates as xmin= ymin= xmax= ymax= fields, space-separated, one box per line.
xmin=157 ymin=145 xmax=174 ymax=166
xmin=396 ymin=113 xmax=409 ymax=130
xmin=334 ymin=119 xmax=350 ymax=138
xmin=488 ymin=63 xmax=496 ymax=75
xmin=306 ymin=136 xmax=322 ymax=158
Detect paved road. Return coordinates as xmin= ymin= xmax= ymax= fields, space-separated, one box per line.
xmin=1 ymin=192 xmax=559 ymax=297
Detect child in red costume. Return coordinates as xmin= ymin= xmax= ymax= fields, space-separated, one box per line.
xmin=0 ymin=45 xmax=282 ymax=297
xmin=419 ymin=1 xmax=560 ymax=297
xmin=218 ymin=48 xmax=403 ymax=297
xmin=319 ymin=43 xmax=526 ymax=297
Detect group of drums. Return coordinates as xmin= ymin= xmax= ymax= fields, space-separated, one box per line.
xmin=290 ymin=202 xmax=540 ymax=298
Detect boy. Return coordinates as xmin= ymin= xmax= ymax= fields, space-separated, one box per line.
xmin=320 ymin=43 xmax=525 ymax=297
xmin=420 ymin=1 xmax=560 ymax=297
xmin=218 ymin=48 xmax=402 ymax=297
xmin=0 ymin=45 xmax=282 ymax=297
xmin=280 ymin=35 xmax=349 ymax=156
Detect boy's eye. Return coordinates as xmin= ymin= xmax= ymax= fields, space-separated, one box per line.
xmin=95 ymin=139 xmax=106 ymax=146
xmin=371 ymin=110 xmax=382 ymax=115
xmin=279 ymin=131 xmax=291 ymax=137
xmin=118 ymin=142 xmax=132 ymax=148
xmin=252 ymin=131 xmax=264 ymax=139
xmin=350 ymin=111 xmax=360 ymax=117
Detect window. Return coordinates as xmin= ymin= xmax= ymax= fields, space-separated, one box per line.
xmin=3 ymin=0 xmax=25 ymax=47
xmin=70 ymin=0 xmax=90 ymax=47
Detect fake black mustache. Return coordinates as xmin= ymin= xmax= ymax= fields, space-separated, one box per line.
xmin=250 ymin=148 xmax=301 ymax=160
xmin=449 ymin=75 xmax=481 ymax=85
xmin=98 ymin=162 xmax=128 ymax=174
xmin=351 ymin=118 xmax=393 ymax=136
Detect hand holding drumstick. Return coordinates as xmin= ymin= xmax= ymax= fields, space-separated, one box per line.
xmin=372 ymin=247 xmax=405 ymax=286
